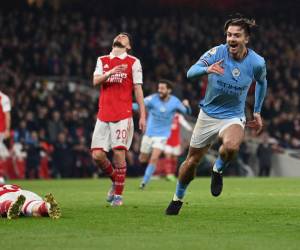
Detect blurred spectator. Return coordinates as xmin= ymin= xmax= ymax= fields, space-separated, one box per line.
xmin=47 ymin=111 xmax=64 ymax=144
xmin=256 ymin=132 xmax=273 ymax=177
xmin=0 ymin=1 xmax=299 ymax=177
xmin=25 ymin=131 xmax=42 ymax=179
xmin=52 ymin=132 xmax=74 ymax=178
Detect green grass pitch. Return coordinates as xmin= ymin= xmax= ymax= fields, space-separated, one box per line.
xmin=1 ymin=178 xmax=300 ymax=250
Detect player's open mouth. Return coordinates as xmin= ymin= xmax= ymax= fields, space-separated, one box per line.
xmin=229 ymin=44 xmax=238 ymax=48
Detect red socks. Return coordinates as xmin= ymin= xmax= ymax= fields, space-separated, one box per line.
xmin=98 ymin=158 xmax=116 ymax=182
xmin=114 ymin=164 xmax=127 ymax=195
xmin=165 ymin=158 xmax=177 ymax=175
xmin=0 ymin=200 xmax=12 ymax=215
xmin=38 ymin=202 xmax=49 ymax=216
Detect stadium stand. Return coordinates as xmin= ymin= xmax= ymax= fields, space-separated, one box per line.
xmin=0 ymin=0 xmax=299 ymax=178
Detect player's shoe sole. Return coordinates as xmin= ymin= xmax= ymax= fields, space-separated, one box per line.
xmin=7 ymin=195 xmax=26 ymax=219
xmin=111 ymin=195 xmax=123 ymax=207
xmin=165 ymin=200 xmax=183 ymax=215
xmin=211 ymin=171 xmax=223 ymax=197
xmin=106 ymin=184 xmax=115 ymax=203
xmin=44 ymin=193 xmax=61 ymax=219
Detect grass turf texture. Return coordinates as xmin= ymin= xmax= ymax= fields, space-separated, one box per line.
xmin=1 ymin=178 xmax=300 ymax=250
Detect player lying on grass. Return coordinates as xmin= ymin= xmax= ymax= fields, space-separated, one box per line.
xmin=0 ymin=184 xmax=61 ymax=219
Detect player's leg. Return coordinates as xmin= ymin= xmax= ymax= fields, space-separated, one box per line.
xmin=166 ymin=145 xmax=209 ymax=215
xmin=138 ymin=135 xmax=152 ymax=167
xmin=21 ymin=190 xmax=61 ymax=218
xmin=165 ymin=146 xmax=180 ymax=181
xmin=211 ymin=123 xmax=244 ymax=197
xmin=140 ymin=147 xmax=163 ymax=188
xmin=138 ymin=135 xmax=152 ymax=188
xmin=91 ymin=119 xmax=116 ymax=182
xmin=43 ymin=193 xmax=61 ymax=219
xmin=111 ymin=149 xmax=127 ymax=206
xmin=166 ymin=110 xmax=218 ymax=215
xmin=164 ymin=152 xmax=176 ymax=181
xmin=110 ymin=118 xmax=134 ymax=206
xmin=0 ymin=192 xmax=25 ymax=219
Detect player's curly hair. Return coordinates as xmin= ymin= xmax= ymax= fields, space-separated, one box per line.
xmin=159 ymin=79 xmax=174 ymax=90
xmin=224 ymin=14 xmax=257 ymax=36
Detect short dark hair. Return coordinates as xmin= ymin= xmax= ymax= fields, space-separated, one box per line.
xmin=224 ymin=14 xmax=257 ymax=36
xmin=158 ymin=79 xmax=174 ymax=90
xmin=120 ymin=32 xmax=133 ymax=50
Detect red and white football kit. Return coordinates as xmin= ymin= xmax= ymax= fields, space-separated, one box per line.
xmin=0 ymin=91 xmax=11 ymax=159
xmin=0 ymin=184 xmax=49 ymax=217
xmin=165 ymin=114 xmax=192 ymax=156
xmin=91 ymin=52 xmax=143 ymax=152
xmin=0 ymin=91 xmax=11 ymax=136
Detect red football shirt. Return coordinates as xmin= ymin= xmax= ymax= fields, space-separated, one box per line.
xmin=166 ymin=114 xmax=193 ymax=147
xmin=0 ymin=92 xmax=11 ymax=133
xmin=0 ymin=184 xmax=21 ymax=196
xmin=94 ymin=52 xmax=143 ymax=122
xmin=166 ymin=114 xmax=181 ymax=147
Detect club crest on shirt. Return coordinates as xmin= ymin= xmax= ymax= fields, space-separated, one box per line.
xmin=232 ymin=68 xmax=240 ymax=77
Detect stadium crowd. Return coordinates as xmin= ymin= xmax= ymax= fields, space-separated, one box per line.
xmin=0 ymin=1 xmax=299 ymax=178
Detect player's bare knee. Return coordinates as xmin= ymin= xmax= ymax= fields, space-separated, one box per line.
xmin=92 ymin=150 xmax=106 ymax=162
xmin=149 ymin=157 xmax=159 ymax=165
xmin=223 ymin=140 xmax=239 ymax=154
xmin=186 ymin=155 xmax=202 ymax=168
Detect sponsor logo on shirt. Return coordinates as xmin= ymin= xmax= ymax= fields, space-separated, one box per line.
xmin=106 ymin=73 xmax=128 ymax=83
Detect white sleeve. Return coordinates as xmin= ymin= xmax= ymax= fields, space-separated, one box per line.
xmin=132 ymin=59 xmax=143 ymax=84
xmin=93 ymin=58 xmax=103 ymax=76
xmin=178 ymin=114 xmax=193 ymax=131
xmin=1 ymin=95 xmax=11 ymax=112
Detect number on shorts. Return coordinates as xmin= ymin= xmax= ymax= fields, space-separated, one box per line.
xmin=116 ymin=129 xmax=127 ymax=140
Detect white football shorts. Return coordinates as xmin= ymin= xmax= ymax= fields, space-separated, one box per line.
xmin=91 ymin=117 xmax=134 ymax=152
xmin=164 ymin=145 xmax=181 ymax=156
xmin=190 ymin=109 xmax=246 ymax=148
xmin=140 ymin=135 xmax=167 ymax=154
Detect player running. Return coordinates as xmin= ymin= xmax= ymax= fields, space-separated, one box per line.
xmin=166 ymin=15 xmax=267 ymax=215
xmin=137 ymin=80 xmax=191 ymax=189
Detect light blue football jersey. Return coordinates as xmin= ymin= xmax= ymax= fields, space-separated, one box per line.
xmin=187 ymin=44 xmax=267 ymax=119
xmin=143 ymin=94 xmax=190 ymax=138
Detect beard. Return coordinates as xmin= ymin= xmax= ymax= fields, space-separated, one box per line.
xmin=159 ymin=92 xmax=168 ymax=100
xmin=113 ymin=41 xmax=126 ymax=48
